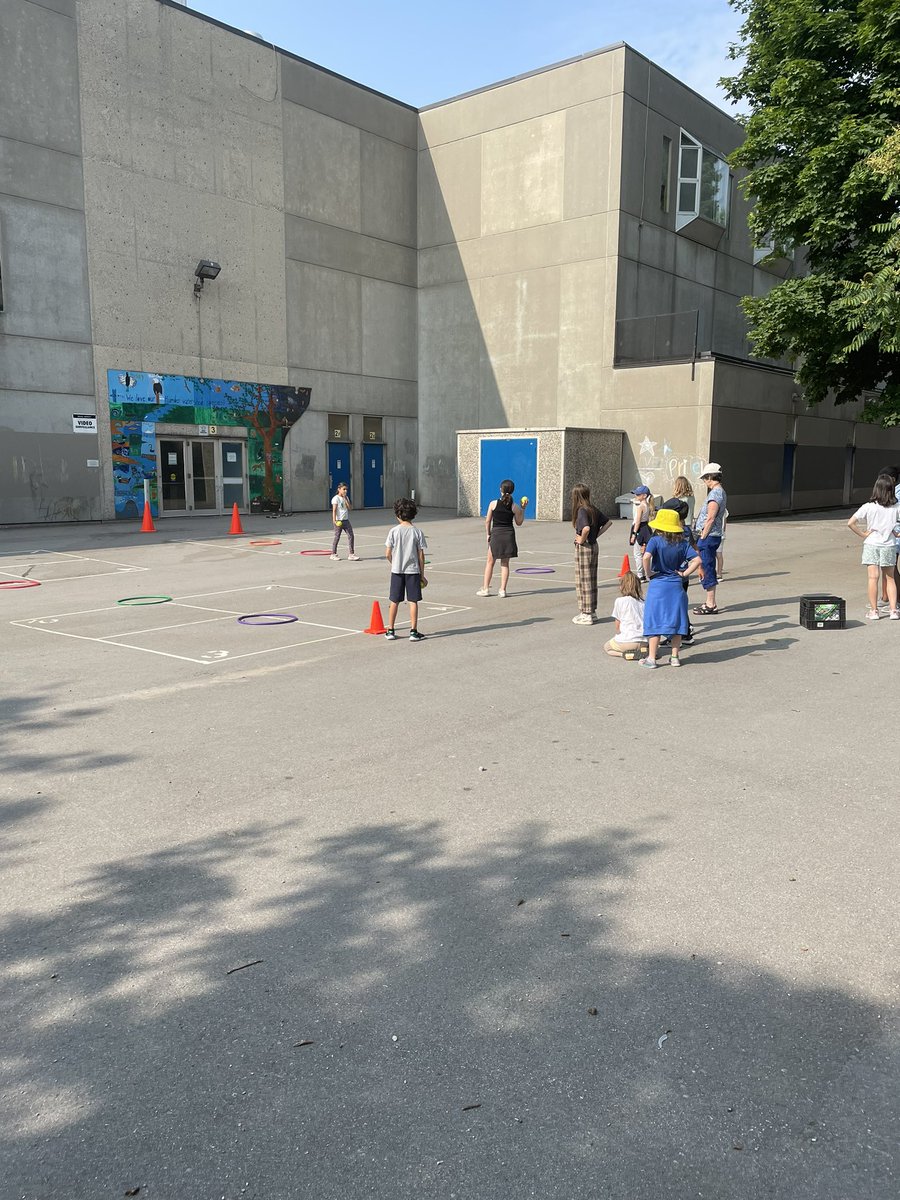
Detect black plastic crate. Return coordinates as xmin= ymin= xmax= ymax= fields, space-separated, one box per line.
xmin=799 ymin=594 xmax=846 ymax=630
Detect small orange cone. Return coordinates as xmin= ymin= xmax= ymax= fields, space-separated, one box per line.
xmin=228 ymin=502 xmax=245 ymax=535
xmin=140 ymin=502 xmax=156 ymax=533
xmin=618 ymin=553 xmax=631 ymax=577
xmin=364 ymin=601 xmax=387 ymax=635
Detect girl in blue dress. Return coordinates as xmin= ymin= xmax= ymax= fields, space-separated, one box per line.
xmin=639 ymin=508 xmax=701 ymax=669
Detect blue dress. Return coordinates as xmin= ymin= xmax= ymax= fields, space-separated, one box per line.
xmin=642 ymin=536 xmax=697 ymax=637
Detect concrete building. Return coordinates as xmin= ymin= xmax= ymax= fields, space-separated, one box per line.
xmin=2 ymin=0 xmax=898 ymax=525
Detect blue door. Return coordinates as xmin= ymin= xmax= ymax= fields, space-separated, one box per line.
xmin=780 ymin=443 xmax=795 ymax=511
xmin=479 ymin=438 xmax=537 ymax=518
xmin=363 ymin=444 xmax=384 ymax=508
xmin=328 ymin=443 xmax=352 ymax=505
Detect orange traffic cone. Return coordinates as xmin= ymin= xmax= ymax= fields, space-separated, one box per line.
xmin=618 ymin=553 xmax=631 ymax=577
xmin=140 ymin=502 xmax=156 ymax=533
xmin=228 ymin=502 xmax=245 ymax=535
xmin=364 ymin=601 xmax=387 ymax=635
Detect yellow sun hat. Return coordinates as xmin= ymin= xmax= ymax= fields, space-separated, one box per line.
xmin=648 ymin=508 xmax=684 ymax=534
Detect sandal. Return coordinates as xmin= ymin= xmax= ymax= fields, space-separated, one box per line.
xmin=692 ymin=604 xmax=719 ymax=615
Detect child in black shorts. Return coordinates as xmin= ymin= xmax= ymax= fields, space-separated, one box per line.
xmin=384 ymin=498 xmax=428 ymax=641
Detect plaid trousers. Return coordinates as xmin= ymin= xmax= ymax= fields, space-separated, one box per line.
xmin=574 ymin=542 xmax=599 ymax=614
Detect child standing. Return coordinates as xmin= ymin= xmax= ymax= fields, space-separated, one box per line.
xmin=477 ymin=479 xmax=527 ymax=597
xmin=629 ymin=485 xmax=655 ymax=579
xmin=846 ymin=476 xmax=900 ymax=620
xmin=330 ymin=483 xmax=360 ymax=561
xmin=384 ymin=497 xmax=428 ymax=641
xmin=604 ymin=571 xmax=646 ymax=658
xmin=571 ymin=483 xmax=612 ymax=625
xmin=640 ymin=508 xmax=701 ymax=668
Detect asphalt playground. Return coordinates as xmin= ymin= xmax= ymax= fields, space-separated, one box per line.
xmin=1 ymin=507 xmax=896 ymax=1199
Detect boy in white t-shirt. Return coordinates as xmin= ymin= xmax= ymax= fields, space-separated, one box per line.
xmin=604 ymin=571 xmax=647 ymax=658
xmin=846 ymin=475 xmax=900 ymax=620
xmin=330 ymin=482 xmax=360 ymax=560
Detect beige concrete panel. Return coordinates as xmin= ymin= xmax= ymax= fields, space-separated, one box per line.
xmin=476 ymin=268 xmax=561 ymax=427
xmin=563 ymin=97 xmax=616 ymax=219
xmin=557 ymin=259 xmax=610 ymax=421
xmin=282 ymin=102 xmax=361 ymax=229
xmin=482 ymin=114 xmax=565 ymax=235
xmin=646 ymin=62 xmax=742 ymax=158
xmin=84 ymin=249 xmax=139 ymax=351
xmin=361 ymin=279 xmax=417 ymax=381
xmin=417 ymin=243 xmax=470 ymax=289
xmin=462 ymin=212 xmax=611 ymax=283
xmin=210 ymin=29 xmax=282 ymax=122
xmin=0 ymin=196 xmax=91 ymax=341
xmin=280 ymin=57 xmax=417 ymax=147
xmin=285 ymin=261 xmax=362 ymax=373
xmin=0 ymin=333 xmax=93 ymax=394
xmin=417 ymin=138 xmax=482 ymax=247
xmin=360 ymin=134 xmax=416 ymax=246
xmin=0 ymin=139 xmax=83 ymax=210
xmin=287 ymin=368 xmax=417 ymax=418
xmin=285 ymin=215 xmax=416 ymax=286
xmin=419 ymin=48 xmax=621 ymax=148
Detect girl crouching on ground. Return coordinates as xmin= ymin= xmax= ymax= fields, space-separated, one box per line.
xmin=640 ymin=508 xmax=701 ymax=668
xmin=604 ymin=571 xmax=646 ymax=658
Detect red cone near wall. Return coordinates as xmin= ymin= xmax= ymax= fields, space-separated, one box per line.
xmin=228 ymin=503 xmax=245 ymax=535
xmin=618 ymin=554 xmax=631 ymax=577
xmin=141 ymin=503 xmax=156 ymax=533
xmin=364 ymin=601 xmax=387 ymax=635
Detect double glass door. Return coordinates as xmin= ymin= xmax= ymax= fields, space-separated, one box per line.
xmin=159 ymin=438 xmax=246 ymax=514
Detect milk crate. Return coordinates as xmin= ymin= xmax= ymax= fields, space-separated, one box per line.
xmin=799 ymin=594 xmax=846 ymax=630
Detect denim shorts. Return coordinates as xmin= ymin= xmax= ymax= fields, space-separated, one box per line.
xmin=389 ymin=572 xmax=423 ymax=602
xmin=861 ymin=543 xmax=898 ymax=567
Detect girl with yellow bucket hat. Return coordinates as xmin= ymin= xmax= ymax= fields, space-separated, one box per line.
xmin=639 ymin=507 xmax=701 ymax=668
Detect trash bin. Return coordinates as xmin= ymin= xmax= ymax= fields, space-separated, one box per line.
xmin=615 ymin=493 xmax=635 ymax=519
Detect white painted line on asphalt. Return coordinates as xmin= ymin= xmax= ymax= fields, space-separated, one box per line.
xmin=8 ymin=622 xmax=209 ymax=663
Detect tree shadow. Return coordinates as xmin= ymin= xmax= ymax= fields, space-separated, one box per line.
xmin=1 ymin=818 xmax=892 ymax=1199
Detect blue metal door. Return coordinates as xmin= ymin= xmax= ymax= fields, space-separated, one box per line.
xmin=780 ymin=443 xmax=796 ymax=511
xmin=328 ymin=443 xmax=352 ymax=504
xmin=363 ymin=444 xmax=384 ymax=508
xmin=479 ymin=438 xmax=537 ymax=518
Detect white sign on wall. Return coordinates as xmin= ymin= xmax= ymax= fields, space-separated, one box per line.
xmin=72 ymin=413 xmax=97 ymax=433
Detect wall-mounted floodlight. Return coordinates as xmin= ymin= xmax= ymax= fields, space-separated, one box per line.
xmin=194 ymin=260 xmax=221 ymax=295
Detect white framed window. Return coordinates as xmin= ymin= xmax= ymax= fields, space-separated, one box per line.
xmin=753 ymin=235 xmax=795 ymax=265
xmin=676 ymin=131 xmax=729 ymax=231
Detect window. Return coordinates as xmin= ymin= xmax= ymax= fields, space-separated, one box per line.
xmin=753 ymin=235 xmax=795 ymax=266
xmin=363 ymin=416 xmax=383 ymax=443
xmin=676 ymin=131 xmax=729 ymax=231
xmin=328 ymin=413 xmax=350 ymax=441
xmin=660 ymin=136 xmax=672 ymax=212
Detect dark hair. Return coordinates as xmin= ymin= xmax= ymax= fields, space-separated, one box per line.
xmin=660 ymin=529 xmax=685 ymax=544
xmin=702 ymin=473 xmax=723 ymax=484
xmin=394 ymin=497 xmax=417 ymax=521
xmin=871 ymin=476 xmax=897 ymax=507
xmin=660 ymin=498 xmax=689 ymax=520
xmin=878 ymin=465 xmax=900 ymax=482
xmin=336 ymin=481 xmax=348 ymax=489
xmin=570 ymin=483 xmax=597 ymax=528
xmin=499 ymin=479 xmax=515 ymax=510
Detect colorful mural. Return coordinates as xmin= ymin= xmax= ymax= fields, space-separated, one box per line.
xmin=108 ymin=371 xmax=311 ymax=518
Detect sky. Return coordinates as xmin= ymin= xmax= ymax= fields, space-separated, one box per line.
xmin=182 ymin=0 xmax=744 ymax=111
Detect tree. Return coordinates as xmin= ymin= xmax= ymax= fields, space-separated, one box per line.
xmin=723 ymin=0 xmax=900 ymax=418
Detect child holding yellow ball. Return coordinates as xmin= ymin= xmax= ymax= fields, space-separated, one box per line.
xmin=477 ymin=479 xmax=527 ymax=597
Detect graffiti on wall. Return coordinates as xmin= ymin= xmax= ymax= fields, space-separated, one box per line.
xmin=636 ymin=436 xmax=705 ymax=493
xmin=108 ymin=371 xmax=311 ymax=518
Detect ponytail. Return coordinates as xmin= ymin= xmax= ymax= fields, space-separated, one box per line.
xmin=499 ymin=479 xmax=515 ymax=510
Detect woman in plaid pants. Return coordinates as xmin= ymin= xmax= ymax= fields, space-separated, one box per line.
xmin=571 ymin=483 xmax=612 ymax=624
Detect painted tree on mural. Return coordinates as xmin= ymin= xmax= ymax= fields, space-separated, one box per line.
xmin=238 ymin=383 xmax=311 ymax=500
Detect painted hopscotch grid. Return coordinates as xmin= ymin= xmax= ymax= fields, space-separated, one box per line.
xmin=10 ymin=584 xmax=471 ymax=666
xmin=0 ymin=549 xmax=148 ymax=583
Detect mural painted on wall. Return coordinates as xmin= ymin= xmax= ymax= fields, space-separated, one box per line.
xmin=108 ymin=371 xmax=311 ymax=518
xmin=635 ymin=435 xmax=705 ymax=494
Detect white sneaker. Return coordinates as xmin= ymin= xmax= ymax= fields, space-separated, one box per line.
xmin=498 ymin=589 xmax=507 ymax=598
xmin=891 ymin=610 xmax=900 ymax=621
xmin=867 ymin=609 xmax=880 ymax=620
xmin=329 ymin=554 xmax=340 ymax=561
xmin=348 ymin=554 xmax=360 ymax=561
xmin=572 ymin=613 xmax=594 ymax=625
xmin=476 ymin=588 xmax=491 ymax=596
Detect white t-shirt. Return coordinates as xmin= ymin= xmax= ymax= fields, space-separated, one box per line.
xmin=385 ymin=523 xmax=427 ymax=574
xmin=851 ymin=501 xmax=900 ymax=546
xmin=612 ymin=595 xmax=644 ymax=643
xmin=331 ymin=493 xmax=350 ymax=521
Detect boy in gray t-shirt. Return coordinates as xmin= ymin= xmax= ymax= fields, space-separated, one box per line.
xmin=384 ymin=498 xmax=428 ymax=641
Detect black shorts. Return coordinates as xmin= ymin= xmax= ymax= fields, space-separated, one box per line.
xmin=389 ymin=573 xmax=422 ymax=603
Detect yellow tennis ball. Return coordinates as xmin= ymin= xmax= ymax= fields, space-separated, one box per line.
xmin=335 ymin=520 xmax=343 ymax=527
xmin=520 ymin=496 xmax=529 ymax=505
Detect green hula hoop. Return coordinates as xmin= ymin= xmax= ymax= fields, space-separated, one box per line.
xmin=117 ymin=595 xmax=173 ymax=606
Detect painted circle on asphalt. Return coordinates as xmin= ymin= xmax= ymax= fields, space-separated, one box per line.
xmin=117 ymin=595 xmax=173 ymax=605
xmin=515 ymin=567 xmax=555 ymax=575
xmin=237 ymin=613 xmax=299 ymax=626
xmin=300 ymin=549 xmax=333 ymax=556
xmin=0 ymin=579 xmax=42 ymax=589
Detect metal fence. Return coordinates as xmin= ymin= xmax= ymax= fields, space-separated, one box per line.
xmin=614 ymin=310 xmax=700 ymax=367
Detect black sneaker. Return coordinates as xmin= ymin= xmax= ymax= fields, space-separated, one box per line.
xmin=384 ymin=629 xmax=397 ymax=640
xmin=409 ymin=629 xmax=426 ymax=641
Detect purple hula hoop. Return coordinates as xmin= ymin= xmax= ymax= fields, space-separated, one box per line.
xmin=515 ymin=566 xmax=555 ymax=575
xmin=237 ymin=613 xmax=299 ymax=626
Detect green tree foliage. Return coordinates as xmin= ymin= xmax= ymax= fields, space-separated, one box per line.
xmin=723 ymin=0 xmax=900 ymax=419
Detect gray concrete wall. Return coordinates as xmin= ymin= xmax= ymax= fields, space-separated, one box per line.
xmin=418 ymin=48 xmax=627 ymax=509
xmin=0 ymin=0 xmax=99 ymax=522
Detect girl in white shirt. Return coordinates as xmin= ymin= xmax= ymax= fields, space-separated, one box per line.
xmin=846 ymin=475 xmax=900 ymax=620
xmin=604 ymin=571 xmax=647 ymax=658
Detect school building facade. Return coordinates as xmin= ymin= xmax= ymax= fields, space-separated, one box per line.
xmin=2 ymin=0 xmax=898 ymax=525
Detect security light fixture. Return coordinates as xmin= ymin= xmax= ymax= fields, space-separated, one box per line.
xmin=194 ymin=260 xmax=221 ymax=295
